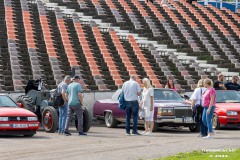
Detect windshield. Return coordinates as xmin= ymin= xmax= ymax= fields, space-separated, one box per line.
xmin=0 ymin=96 xmax=17 ymax=107
xmin=154 ymin=89 xmax=184 ymax=102
xmin=216 ymin=91 xmax=240 ymax=103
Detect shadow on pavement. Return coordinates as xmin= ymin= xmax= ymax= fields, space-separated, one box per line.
xmin=0 ymin=135 xmax=52 ymax=139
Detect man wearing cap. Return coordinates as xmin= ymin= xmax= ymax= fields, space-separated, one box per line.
xmin=64 ymin=75 xmax=86 ymax=136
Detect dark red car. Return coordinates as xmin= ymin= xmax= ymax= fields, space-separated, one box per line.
xmin=93 ymin=88 xmax=198 ymax=132
xmin=0 ymin=95 xmax=39 ymax=137
xmin=213 ymin=90 xmax=240 ymax=129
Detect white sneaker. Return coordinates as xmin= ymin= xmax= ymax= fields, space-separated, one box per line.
xmin=212 ymin=130 xmax=216 ymax=135
xmin=141 ymin=131 xmax=147 ymax=135
xmin=203 ymin=135 xmax=213 ymax=139
xmin=145 ymin=131 xmax=152 ymax=135
xmin=126 ymin=133 xmax=131 ymax=136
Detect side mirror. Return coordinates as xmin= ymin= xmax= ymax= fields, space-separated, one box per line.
xmin=17 ymin=103 xmax=23 ymax=108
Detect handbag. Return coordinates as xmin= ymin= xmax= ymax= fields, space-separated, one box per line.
xmin=139 ymin=109 xmax=145 ymax=119
xmin=118 ymin=93 xmax=126 ymax=110
xmin=53 ymin=84 xmax=65 ymax=107
xmin=53 ymin=91 xmax=64 ymax=107
xmin=193 ymin=88 xmax=203 ymax=123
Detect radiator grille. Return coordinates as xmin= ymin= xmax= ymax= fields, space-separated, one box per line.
xmin=174 ymin=108 xmax=192 ymax=118
xmin=9 ymin=117 xmax=28 ymax=121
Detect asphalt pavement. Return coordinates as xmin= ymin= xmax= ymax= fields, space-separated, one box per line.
xmin=0 ymin=125 xmax=240 ymax=160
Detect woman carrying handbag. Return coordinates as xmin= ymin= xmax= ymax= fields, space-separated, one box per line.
xmin=190 ymin=79 xmax=208 ymax=137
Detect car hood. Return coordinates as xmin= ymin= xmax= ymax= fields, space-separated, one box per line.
xmin=154 ymin=101 xmax=191 ymax=107
xmin=216 ymin=103 xmax=240 ymax=111
xmin=0 ymin=107 xmax=36 ymax=117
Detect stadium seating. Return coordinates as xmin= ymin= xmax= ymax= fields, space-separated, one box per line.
xmin=0 ymin=0 xmax=239 ymax=91
xmin=176 ymin=1 xmax=240 ymax=70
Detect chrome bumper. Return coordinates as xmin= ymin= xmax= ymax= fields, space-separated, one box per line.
xmin=156 ymin=116 xmax=195 ymax=124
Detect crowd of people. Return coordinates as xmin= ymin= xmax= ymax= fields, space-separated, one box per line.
xmin=56 ymin=73 xmax=239 ymax=137
xmin=190 ymin=74 xmax=240 ymax=139
xmin=121 ymin=74 xmax=240 ymax=138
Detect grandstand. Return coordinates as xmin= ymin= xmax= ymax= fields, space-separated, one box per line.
xmin=0 ymin=0 xmax=239 ymax=92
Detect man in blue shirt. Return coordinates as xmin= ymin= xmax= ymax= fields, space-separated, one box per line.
xmin=122 ymin=75 xmax=141 ymax=135
xmin=225 ymin=76 xmax=240 ymax=91
xmin=64 ymin=75 xmax=86 ymax=136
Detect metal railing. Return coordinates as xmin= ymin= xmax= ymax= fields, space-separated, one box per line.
xmin=198 ymin=0 xmax=240 ymax=13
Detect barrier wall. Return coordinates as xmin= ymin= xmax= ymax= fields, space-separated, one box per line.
xmin=2 ymin=91 xmax=116 ymax=117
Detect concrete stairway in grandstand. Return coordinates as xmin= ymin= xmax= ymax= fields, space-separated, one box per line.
xmin=45 ymin=1 xmax=239 ymax=90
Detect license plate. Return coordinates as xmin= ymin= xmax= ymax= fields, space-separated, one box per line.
xmin=184 ymin=117 xmax=193 ymax=123
xmin=12 ymin=124 xmax=28 ymax=128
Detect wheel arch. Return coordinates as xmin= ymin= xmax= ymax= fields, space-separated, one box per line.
xmin=104 ymin=110 xmax=113 ymax=116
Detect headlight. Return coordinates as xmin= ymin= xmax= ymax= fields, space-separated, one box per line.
xmin=27 ymin=117 xmax=38 ymax=121
xmin=0 ymin=117 xmax=9 ymax=121
xmin=227 ymin=111 xmax=238 ymax=116
xmin=158 ymin=108 xmax=174 ymax=116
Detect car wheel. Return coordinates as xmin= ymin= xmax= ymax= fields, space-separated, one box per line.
xmin=189 ymin=125 xmax=200 ymax=132
xmin=213 ymin=113 xmax=220 ymax=130
xmin=152 ymin=122 xmax=158 ymax=132
xmin=24 ymin=134 xmax=34 ymax=137
xmin=42 ymin=106 xmax=58 ymax=133
xmin=104 ymin=112 xmax=118 ymax=128
xmin=75 ymin=107 xmax=91 ymax=132
xmin=16 ymin=95 xmax=36 ymax=113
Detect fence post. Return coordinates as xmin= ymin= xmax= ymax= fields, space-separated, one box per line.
xmin=235 ymin=0 xmax=239 ymax=13
xmin=220 ymin=0 xmax=223 ymax=9
xmin=204 ymin=0 xmax=208 ymax=6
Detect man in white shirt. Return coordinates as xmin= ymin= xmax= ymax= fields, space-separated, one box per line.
xmin=122 ymin=75 xmax=141 ymax=135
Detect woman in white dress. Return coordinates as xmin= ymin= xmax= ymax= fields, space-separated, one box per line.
xmin=141 ymin=78 xmax=154 ymax=135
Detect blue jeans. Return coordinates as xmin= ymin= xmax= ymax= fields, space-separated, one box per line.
xmin=58 ymin=103 xmax=68 ymax=133
xmin=200 ymin=119 xmax=208 ymax=136
xmin=125 ymin=101 xmax=139 ymax=134
xmin=202 ymin=106 xmax=215 ymax=133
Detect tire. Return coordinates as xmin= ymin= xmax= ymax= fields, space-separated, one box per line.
xmin=213 ymin=113 xmax=220 ymax=130
xmin=152 ymin=122 xmax=158 ymax=132
xmin=189 ymin=125 xmax=200 ymax=132
xmin=104 ymin=112 xmax=118 ymax=128
xmin=75 ymin=107 xmax=91 ymax=132
xmin=42 ymin=106 xmax=58 ymax=133
xmin=24 ymin=134 xmax=34 ymax=137
xmin=16 ymin=95 xmax=35 ymax=113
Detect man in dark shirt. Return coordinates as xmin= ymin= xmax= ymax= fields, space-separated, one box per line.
xmin=225 ymin=76 xmax=240 ymax=91
xmin=213 ymin=74 xmax=226 ymax=90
